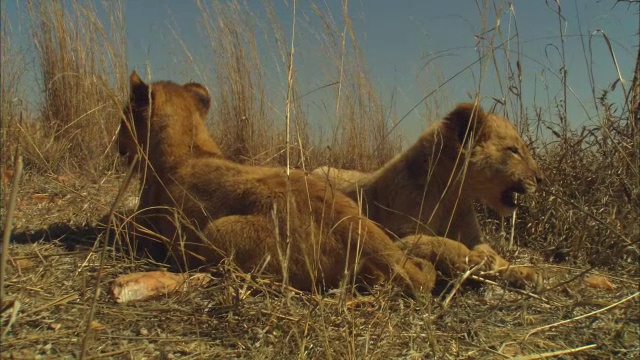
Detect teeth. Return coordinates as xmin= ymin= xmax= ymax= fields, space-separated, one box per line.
xmin=501 ymin=183 xmax=526 ymax=207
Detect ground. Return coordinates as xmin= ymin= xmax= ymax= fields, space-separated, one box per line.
xmin=1 ymin=173 xmax=638 ymax=359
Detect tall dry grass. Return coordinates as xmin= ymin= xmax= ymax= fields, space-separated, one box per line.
xmin=468 ymin=1 xmax=639 ymax=271
xmin=195 ymin=0 xmax=315 ymax=168
xmin=194 ymin=0 xmax=401 ymax=170
xmin=19 ymin=0 xmax=126 ymax=175
xmin=310 ymin=2 xmax=401 ymax=171
xmin=0 ymin=11 xmax=26 ymax=215
xmin=1 ymin=16 xmax=20 ymax=163
xmin=197 ymin=0 xmax=272 ymax=164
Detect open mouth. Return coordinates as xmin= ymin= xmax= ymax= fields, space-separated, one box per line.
xmin=501 ymin=184 xmax=526 ymax=207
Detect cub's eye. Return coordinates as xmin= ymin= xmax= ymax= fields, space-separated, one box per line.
xmin=507 ymin=146 xmax=520 ymax=155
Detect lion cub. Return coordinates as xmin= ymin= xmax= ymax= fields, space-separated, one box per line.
xmin=117 ymin=71 xmax=435 ymax=296
xmin=313 ymin=103 xmax=544 ymax=290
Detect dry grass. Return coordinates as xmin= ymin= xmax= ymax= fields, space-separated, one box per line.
xmin=197 ymin=0 xmax=278 ymax=165
xmin=309 ymin=2 xmax=402 ymax=171
xmin=13 ymin=0 xmax=127 ymax=176
xmin=2 ymin=182 xmax=638 ymax=358
xmin=2 ymin=0 xmax=639 ymax=358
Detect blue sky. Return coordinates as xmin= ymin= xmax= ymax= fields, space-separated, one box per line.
xmin=3 ymin=0 xmax=638 ymax=141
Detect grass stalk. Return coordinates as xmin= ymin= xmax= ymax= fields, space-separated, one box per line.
xmin=0 ymin=153 xmax=23 ymax=303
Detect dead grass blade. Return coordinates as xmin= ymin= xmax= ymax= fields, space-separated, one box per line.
xmin=441 ymin=262 xmax=485 ymax=310
xmin=542 ymin=187 xmax=631 ymax=244
xmin=79 ymin=156 xmax=137 ymax=359
xmin=468 ymin=274 xmax=554 ymax=304
xmin=85 ymin=346 xmax=147 ymax=360
xmin=511 ymin=344 xmax=598 ymax=360
xmin=1 ymin=153 xmax=23 ymax=302
xmin=524 ymin=291 xmax=639 ymax=341
xmin=21 ymin=293 xmax=78 ymax=318
xmin=1 ymin=299 xmax=21 ymax=337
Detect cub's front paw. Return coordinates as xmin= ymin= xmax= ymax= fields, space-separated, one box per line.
xmin=468 ymin=244 xmax=502 ymax=272
xmin=503 ymin=266 xmax=544 ymax=292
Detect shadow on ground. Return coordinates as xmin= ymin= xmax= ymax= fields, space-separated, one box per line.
xmin=9 ymin=222 xmax=104 ymax=251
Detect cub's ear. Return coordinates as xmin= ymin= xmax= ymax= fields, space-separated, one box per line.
xmin=443 ymin=102 xmax=488 ymax=146
xmin=183 ymin=83 xmax=211 ymax=115
xmin=129 ymin=70 xmax=150 ymax=105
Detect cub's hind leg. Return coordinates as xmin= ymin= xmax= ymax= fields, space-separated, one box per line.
xmin=198 ymin=215 xmax=330 ymax=292
xmin=197 ymin=215 xmax=281 ymax=273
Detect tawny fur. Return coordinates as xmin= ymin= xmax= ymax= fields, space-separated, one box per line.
xmin=117 ymin=71 xmax=435 ymax=295
xmin=312 ymin=103 xmax=544 ymax=289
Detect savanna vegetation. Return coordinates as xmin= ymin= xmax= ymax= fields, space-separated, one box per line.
xmin=1 ymin=0 xmax=638 ymax=358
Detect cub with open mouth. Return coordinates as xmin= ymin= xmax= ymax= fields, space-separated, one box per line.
xmin=313 ymin=103 xmax=544 ymax=290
